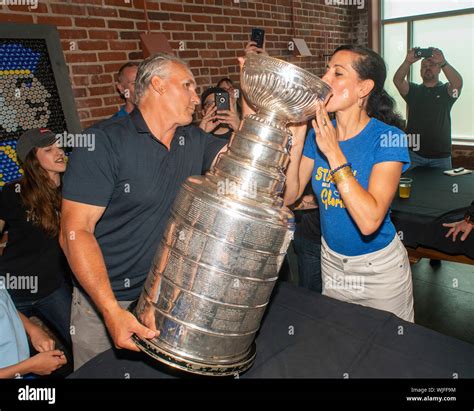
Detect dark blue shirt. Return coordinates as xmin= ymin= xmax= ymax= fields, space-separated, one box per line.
xmin=62 ymin=109 xmax=227 ymax=300
xmin=303 ymin=118 xmax=410 ymax=256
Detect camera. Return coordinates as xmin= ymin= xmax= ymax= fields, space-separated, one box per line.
xmin=215 ymin=91 xmax=230 ymax=111
xmin=414 ymin=47 xmax=433 ymax=58
xmin=251 ymin=28 xmax=265 ymax=49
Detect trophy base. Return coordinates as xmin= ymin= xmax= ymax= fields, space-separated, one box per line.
xmin=132 ymin=334 xmax=256 ymax=377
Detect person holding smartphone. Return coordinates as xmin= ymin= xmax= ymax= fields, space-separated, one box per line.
xmin=393 ymin=48 xmax=463 ymax=169
xmin=199 ymin=86 xmax=241 ymax=140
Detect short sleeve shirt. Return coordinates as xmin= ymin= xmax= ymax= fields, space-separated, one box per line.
xmin=303 ymin=118 xmax=410 ymax=256
xmin=403 ymin=82 xmax=458 ymax=158
xmin=62 ymin=108 xmax=227 ymax=300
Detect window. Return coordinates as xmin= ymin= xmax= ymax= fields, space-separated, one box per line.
xmin=381 ymin=1 xmax=474 ymax=145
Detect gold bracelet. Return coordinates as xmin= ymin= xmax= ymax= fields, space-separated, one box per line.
xmin=331 ymin=166 xmax=354 ymax=185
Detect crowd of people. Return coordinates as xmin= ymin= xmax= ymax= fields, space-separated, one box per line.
xmin=0 ymin=40 xmax=470 ymax=377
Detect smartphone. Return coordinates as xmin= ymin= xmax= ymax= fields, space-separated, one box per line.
xmin=215 ymin=91 xmax=230 ymax=111
xmin=251 ymin=28 xmax=265 ymax=49
xmin=414 ymin=47 xmax=433 ymax=58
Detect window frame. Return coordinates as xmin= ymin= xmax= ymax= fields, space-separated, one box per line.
xmin=376 ymin=1 xmax=474 ymax=145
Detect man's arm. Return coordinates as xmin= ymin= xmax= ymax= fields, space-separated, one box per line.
xmin=431 ymin=49 xmax=463 ymax=97
xmin=60 ymin=199 xmax=156 ymax=351
xmin=393 ymin=49 xmax=420 ymax=97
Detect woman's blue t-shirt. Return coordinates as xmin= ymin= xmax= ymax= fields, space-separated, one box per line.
xmin=302 ymin=117 xmax=410 ymax=256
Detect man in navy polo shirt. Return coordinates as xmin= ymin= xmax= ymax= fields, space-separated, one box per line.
xmin=60 ymin=54 xmax=228 ymax=370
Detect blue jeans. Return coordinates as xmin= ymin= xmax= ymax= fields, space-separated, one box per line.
xmin=292 ymin=233 xmax=322 ymax=293
xmin=408 ymin=151 xmax=452 ymax=170
xmin=13 ymin=281 xmax=72 ymax=348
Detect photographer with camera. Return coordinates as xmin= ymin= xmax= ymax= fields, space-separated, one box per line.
xmin=393 ymin=47 xmax=463 ymax=169
xmin=199 ymin=86 xmax=241 ymax=140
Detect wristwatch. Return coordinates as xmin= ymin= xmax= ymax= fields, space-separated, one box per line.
xmin=440 ymin=61 xmax=448 ymax=68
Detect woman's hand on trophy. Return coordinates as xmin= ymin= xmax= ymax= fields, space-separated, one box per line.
xmin=104 ymin=305 xmax=159 ymax=352
xmin=199 ymin=102 xmax=218 ymax=133
xmin=288 ymin=121 xmax=308 ymax=148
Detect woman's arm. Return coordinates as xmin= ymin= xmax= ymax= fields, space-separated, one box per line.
xmin=0 ymin=219 xmax=5 ymax=235
xmin=283 ymin=121 xmax=314 ymax=206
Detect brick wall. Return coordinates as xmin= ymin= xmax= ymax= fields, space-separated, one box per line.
xmin=0 ymin=0 xmax=368 ymax=128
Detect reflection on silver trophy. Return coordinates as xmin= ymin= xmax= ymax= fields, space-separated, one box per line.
xmin=132 ymin=54 xmax=332 ymax=376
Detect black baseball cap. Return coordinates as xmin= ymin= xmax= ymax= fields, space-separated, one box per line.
xmin=16 ymin=128 xmax=58 ymax=163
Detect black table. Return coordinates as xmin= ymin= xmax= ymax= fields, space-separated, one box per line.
xmin=70 ymin=282 xmax=474 ymax=379
xmin=391 ymin=167 xmax=474 ymax=260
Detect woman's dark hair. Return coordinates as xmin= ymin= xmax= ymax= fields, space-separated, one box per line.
xmin=333 ymin=45 xmax=405 ymax=130
xmin=19 ymin=149 xmax=61 ymax=237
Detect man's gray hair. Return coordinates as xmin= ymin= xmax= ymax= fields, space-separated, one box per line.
xmin=134 ymin=53 xmax=190 ymax=105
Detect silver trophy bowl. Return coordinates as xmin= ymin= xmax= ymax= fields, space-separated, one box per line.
xmin=132 ymin=54 xmax=332 ymax=376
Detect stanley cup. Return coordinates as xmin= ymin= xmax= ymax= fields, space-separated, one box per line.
xmin=132 ymin=54 xmax=332 ymax=376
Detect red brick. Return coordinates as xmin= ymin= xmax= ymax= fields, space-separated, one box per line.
xmin=50 ymin=4 xmax=85 ymax=15
xmin=89 ymin=86 xmax=116 ymax=96
xmin=189 ymin=60 xmax=203 ymax=68
xmin=163 ymin=22 xmax=184 ymax=31
xmin=118 ymin=9 xmax=145 ymax=20
xmin=74 ymin=0 xmax=103 ymax=4
xmin=194 ymin=33 xmax=213 ymax=40
xmin=58 ymin=29 xmax=88 ymax=40
xmin=213 ymin=16 xmax=230 ymax=24
xmin=87 ymin=6 xmax=118 ymax=17
xmin=170 ymin=13 xmax=191 ymax=22
xmin=185 ymin=24 xmax=205 ymax=32
xmin=37 ymin=16 xmax=73 ymax=26
xmin=120 ymin=31 xmax=140 ymax=40
xmin=78 ymin=110 xmax=90 ymax=120
xmin=104 ymin=96 xmax=123 ymax=106
xmin=206 ymin=25 xmax=225 ymax=32
xmin=90 ymin=107 xmax=117 ymax=118
xmin=0 ymin=14 xmax=34 ymax=23
xmin=66 ymin=53 xmax=98 ymax=63
xmin=75 ymin=98 xmax=104 ymax=109
xmin=200 ymin=50 xmax=218 ymax=58
xmin=98 ymin=52 xmax=127 ymax=61
xmin=103 ymin=0 xmax=132 ymax=6
xmin=75 ymin=17 xmax=106 ymax=28
xmin=192 ymin=15 xmax=212 ymax=23
xmin=72 ymin=65 xmax=104 ymax=75
xmin=88 ymin=30 xmax=118 ymax=40
xmin=148 ymin=12 xmax=170 ymax=21
xmin=160 ymin=3 xmax=183 ymax=12
xmin=73 ymin=88 xmax=88 ymax=98
xmin=203 ymin=59 xmax=223 ymax=67
xmin=91 ymin=74 xmax=114 ymax=84
xmin=104 ymin=62 xmax=125 ymax=73
xmin=173 ymin=32 xmax=194 ymax=41
xmin=178 ymin=50 xmax=199 ymax=58
xmin=109 ymin=41 xmax=138 ymax=50
xmin=73 ymin=76 xmax=90 ymax=86
xmin=128 ymin=51 xmax=144 ymax=60
xmin=78 ymin=41 xmax=109 ymax=51
xmin=135 ymin=22 xmax=161 ymax=31
xmin=107 ymin=19 xmax=134 ymax=29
